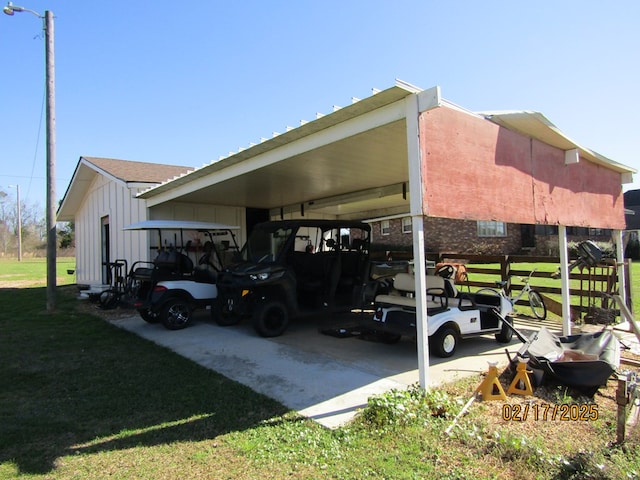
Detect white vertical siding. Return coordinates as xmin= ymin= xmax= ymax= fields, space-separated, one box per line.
xmin=74 ymin=176 xmax=148 ymax=286
xmin=73 ymin=179 xmax=246 ymax=286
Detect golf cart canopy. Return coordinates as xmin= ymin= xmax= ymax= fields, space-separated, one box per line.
xmin=123 ymin=220 xmax=239 ymax=231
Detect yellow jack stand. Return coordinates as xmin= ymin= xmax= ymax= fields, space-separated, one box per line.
xmin=478 ymin=362 xmax=507 ymax=401
xmin=507 ymin=358 xmax=534 ymax=396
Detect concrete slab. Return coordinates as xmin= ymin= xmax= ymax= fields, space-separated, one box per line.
xmin=108 ymin=312 xmax=553 ymax=428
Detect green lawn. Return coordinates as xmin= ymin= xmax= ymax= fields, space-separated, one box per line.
xmin=0 ymin=259 xmax=639 ymax=479
xmin=465 ymin=261 xmax=640 ymax=319
xmin=0 ymin=257 xmax=76 ymax=287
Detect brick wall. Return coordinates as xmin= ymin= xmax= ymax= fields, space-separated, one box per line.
xmin=371 ymin=217 xmax=522 ymax=255
xmin=370 ymin=217 xmax=612 ymax=256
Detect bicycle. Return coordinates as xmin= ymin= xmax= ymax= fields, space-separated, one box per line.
xmin=476 ymin=269 xmax=547 ymax=320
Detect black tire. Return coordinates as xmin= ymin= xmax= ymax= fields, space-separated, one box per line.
xmin=528 ymin=290 xmax=547 ymax=320
xmin=430 ymin=325 xmax=458 ymax=358
xmin=138 ymin=308 xmax=159 ymax=324
xmin=99 ymin=289 xmax=119 ymax=310
xmin=160 ymin=298 xmax=193 ymax=330
xmin=212 ymin=302 xmax=241 ymax=326
xmin=495 ymin=318 xmax=514 ymax=343
xmin=253 ymin=300 xmax=289 ymax=337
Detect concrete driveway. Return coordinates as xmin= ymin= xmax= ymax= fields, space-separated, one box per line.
xmin=107 ymin=311 xmax=564 ymax=428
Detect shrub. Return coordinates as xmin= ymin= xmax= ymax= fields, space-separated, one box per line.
xmin=359 ymin=383 xmax=460 ymax=429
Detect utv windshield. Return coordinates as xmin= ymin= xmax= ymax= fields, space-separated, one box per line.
xmin=239 ymin=225 xmax=294 ymax=263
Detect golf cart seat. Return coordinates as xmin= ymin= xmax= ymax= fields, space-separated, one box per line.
xmin=153 ymin=248 xmax=194 ymax=277
xmin=374 ymin=273 xmax=457 ymax=313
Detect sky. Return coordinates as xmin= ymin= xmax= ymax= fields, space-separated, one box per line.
xmin=1 ymin=0 xmax=639 ymax=214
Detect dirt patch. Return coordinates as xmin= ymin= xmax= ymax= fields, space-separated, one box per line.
xmin=0 ymin=280 xmax=44 ymax=288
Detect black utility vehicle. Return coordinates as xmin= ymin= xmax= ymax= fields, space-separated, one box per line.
xmin=214 ymin=220 xmax=373 ymax=337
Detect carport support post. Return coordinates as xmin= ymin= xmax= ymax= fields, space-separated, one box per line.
xmin=615 ymin=229 xmax=627 ymax=307
xmin=405 ymin=93 xmax=431 ymax=389
xmin=558 ymin=225 xmax=572 ymax=335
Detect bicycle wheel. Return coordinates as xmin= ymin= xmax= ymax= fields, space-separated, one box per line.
xmin=528 ymin=290 xmax=547 ymax=320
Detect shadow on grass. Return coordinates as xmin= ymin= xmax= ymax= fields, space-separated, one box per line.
xmin=0 ymin=286 xmax=290 ymax=475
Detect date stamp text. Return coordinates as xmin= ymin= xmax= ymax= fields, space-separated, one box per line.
xmin=502 ymin=403 xmax=599 ymax=422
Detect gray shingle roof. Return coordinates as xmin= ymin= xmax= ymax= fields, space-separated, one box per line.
xmin=82 ymin=156 xmax=193 ymax=184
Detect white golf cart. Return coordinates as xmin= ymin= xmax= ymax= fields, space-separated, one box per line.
xmin=370 ymin=272 xmax=514 ymax=357
xmin=123 ymin=220 xmax=240 ymax=330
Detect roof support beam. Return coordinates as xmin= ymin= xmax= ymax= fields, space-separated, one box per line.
xmin=558 ymin=226 xmax=572 ymax=335
xmin=406 ymin=93 xmax=431 ymax=389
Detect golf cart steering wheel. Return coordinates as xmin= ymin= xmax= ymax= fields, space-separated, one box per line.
xmin=198 ymin=253 xmax=219 ymax=271
xmin=435 ymin=264 xmax=455 ymax=279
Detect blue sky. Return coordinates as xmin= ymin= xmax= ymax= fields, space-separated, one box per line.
xmin=1 ymin=0 xmax=639 ymax=212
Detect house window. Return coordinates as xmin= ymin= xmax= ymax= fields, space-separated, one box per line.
xmin=477 ymin=220 xmax=506 ymax=237
xmin=402 ymin=217 xmax=412 ymax=234
xmin=381 ymin=220 xmax=390 ymax=236
xmin=588 ymin=228 xmax=611 ymax=236
xmin=536 ymin=225 xmax=559 ymax=236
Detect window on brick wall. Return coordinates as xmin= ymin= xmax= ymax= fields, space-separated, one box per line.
xmin=477 ymin=220 xmax=506 ymax=237
xmin=402 ymin=217 xmax=412 ymax=233
xmin=381 ymin=220 xmax=390 ymax=235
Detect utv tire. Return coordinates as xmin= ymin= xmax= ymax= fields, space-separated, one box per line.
xmin=431 ymin=326 xmax=458 ymax=358
xmin=495 ymin=318 xmax=514 ymax=343
xmin=253 ymin=301 xmax=289 ymax=337
xmin=138 ymin=308 xmax=159 ymax=324
xmin=213 ymin=302 xmax=241 ymax=326
xmin=161 ymin=298 xmax=193 ymax=330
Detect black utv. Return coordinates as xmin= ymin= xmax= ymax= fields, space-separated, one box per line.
xmin=214 ymin=220 xmax=372 ymax=337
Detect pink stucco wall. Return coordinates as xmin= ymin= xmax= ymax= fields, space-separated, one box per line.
xmin=419 ymin=106 xmax=625 ymax=229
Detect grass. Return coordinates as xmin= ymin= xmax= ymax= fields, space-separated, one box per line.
xmin=0 ymin=258 xmax=639 ymax=479
xmin=0 ymin=257 xmax=76 ymax=287
xmin=466 ymin=260 xmax=640 ymax=319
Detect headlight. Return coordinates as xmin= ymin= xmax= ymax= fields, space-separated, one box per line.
xmin=249 ymin=272 xmax=270 ymax=281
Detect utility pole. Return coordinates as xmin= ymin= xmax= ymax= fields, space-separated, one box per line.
xmin=4 ymin=3 xmax=56 ymax=310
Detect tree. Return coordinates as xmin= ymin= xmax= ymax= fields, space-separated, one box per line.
xmin=58 ymin=221 xmax=75 ymax=249
xmin=0 ymin=186 xmax=46 ymax=257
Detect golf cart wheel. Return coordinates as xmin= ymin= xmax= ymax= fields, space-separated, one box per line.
xmin=160 ymin=298 xmax=193 ymax=330
xmin=528 ymin=290 xmax=547 ymax=320
xmin=213 ymin=302 xmax=241 ymax=326
xmin=137 ymin=308 xmax=159 ymax=324
xmin=495 ymin=318 xmax=514 ymax=343
xmin=253 ymin=300 xmax=289 ymax=337
xmin=431 ymin=326 xmax=458 ymax=358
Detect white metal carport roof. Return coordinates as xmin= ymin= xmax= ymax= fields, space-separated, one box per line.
xmin=138 ymin=81 xmax=633 ymax=221
xmin=138 ymin=81 xmax=426 ymax=219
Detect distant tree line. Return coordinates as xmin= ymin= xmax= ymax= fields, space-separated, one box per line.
xmin=0 ymin=188 xmax=74 ymax=257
